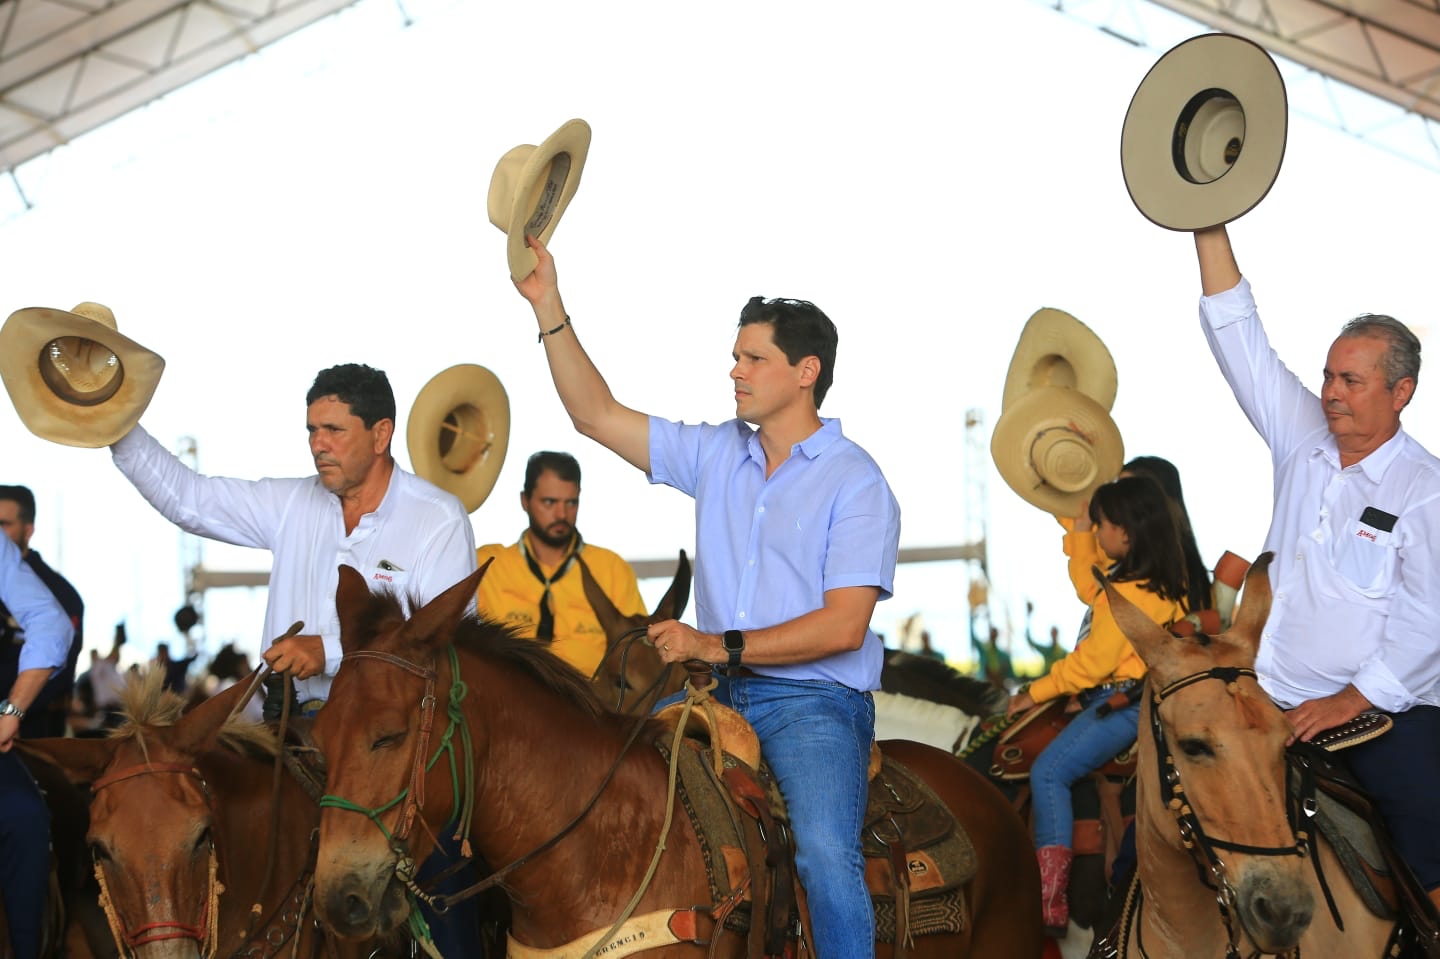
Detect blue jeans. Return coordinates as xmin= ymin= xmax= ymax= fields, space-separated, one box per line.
xmin=0 ymin=751 xmax=51 ymax=959
xmin=659 ymin=674 xmax=876 ymax=959
xmin=1030 ymin=690 xmax=1140 ymax=849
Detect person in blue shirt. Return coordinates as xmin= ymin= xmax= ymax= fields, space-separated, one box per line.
xmin=513 ymin=235 xmax=901 ymax=959
xmin=0 ymin=533 xmax=72 ymax=959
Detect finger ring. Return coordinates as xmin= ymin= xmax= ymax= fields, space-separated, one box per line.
xmin=664 ymin=644 xmax=671 ymax=653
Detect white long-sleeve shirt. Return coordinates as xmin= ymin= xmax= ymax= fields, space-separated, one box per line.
xmin=112 ymin=425 xmax=477 ymax=703
xmin=1200 ymin=278 xmax=1440 ymax=713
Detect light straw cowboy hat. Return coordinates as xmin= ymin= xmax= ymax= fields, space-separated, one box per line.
xmin=406 ymin=364 xmax=510 ymax=514
xmin=1121 ymin=33 xmax=1287 ymax=231
xmin=991 ymin=386 xmax=1125 ymax=518
xmin=0 ymin=302 xmax=165 ymax=448
xmin=1001 ymin=308 xmax=1118 ymax=413
xmin=488 ymin=119 xmax=592 ymax=283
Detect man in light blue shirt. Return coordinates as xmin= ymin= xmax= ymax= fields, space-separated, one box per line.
xmin=514 ymin=235 xmax=900 ymax=959
xmin=1 ymin=532 xmax=72 ymax=959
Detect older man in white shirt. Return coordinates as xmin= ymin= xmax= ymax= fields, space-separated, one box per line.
xmin=1195 ymin=225 xmax=1440 ymax=909
xmin=109 ymin=361 xmax=481 ymax=956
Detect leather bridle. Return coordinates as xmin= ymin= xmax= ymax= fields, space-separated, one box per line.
xmin=90 ymin=762 xmax=221 ymax=958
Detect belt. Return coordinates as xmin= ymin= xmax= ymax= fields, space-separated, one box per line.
xmin=713 ymin=665 xmax=760 ymax=678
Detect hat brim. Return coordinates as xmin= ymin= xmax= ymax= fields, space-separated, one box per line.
xmin=991 ymin=386 xmax=1125 ymax=518
xmin=0 ymin=306 xmax=165 ymax=448
xmin=406 ymin=364 xmax=510 ymax=514
xmin=1121 ymin=33 xmax=1287 ymax=231
xmin=489 ymin=119 xmax=592 ymax=282
xmin=1001 ymin=308 xmax=1118 ymax=413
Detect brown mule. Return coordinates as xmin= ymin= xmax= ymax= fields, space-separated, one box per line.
xmin=20 ymin=671 xmax=399 ymax=959
xmin=310 ymin=563 xmax=1045 ymax=958
xmin=1098 ymin=554 xmax=1401 ymax=957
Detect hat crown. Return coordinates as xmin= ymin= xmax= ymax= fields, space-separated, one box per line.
xmin=71 ymin=301 xmax=118 ymax=331
xmin=486 ymin=145 xmax=536 ymax=228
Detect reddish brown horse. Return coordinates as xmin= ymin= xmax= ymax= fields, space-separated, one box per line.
xmin=309 ymin=563 xmax=1043 ymax=958
xmin=20 ymin=671 xmax=393 ymax=959
xmin=1098 ymin=555 xmax=1401 ymax=957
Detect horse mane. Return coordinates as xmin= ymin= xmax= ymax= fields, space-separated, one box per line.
xmin=881 ymin=648 xmax=1009 ymax=717
xmin=351 ymin=587 xmax=608 ymax=721
xmin=108 ymin=668 xmax=280 ymax=760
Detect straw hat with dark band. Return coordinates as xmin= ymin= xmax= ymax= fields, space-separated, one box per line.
xmin=1121 ymin=33 xmax=1287 ymax=231
xmin=406 ymin=364 xmax=510 ymax=514
xmin=992 ymin=386 xmax=1125 ymax=518
xmin=0 ymin=302 xmax=165 ymax=448
xmin=488 ymin=119 xmax=592 ymax=282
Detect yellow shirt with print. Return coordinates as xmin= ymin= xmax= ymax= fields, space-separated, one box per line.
xmin=475 ymin=536 xmax=647 ymax=676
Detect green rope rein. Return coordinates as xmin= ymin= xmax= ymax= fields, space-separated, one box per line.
xmin=318 ymin=645 xmax=475 ymax=957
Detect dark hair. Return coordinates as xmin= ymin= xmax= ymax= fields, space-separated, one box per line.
xmin=0 ymin=485 xmax=35 ymax=525
xmin=738 ymin=296 xmax=838 ymax=408
xmin=1339 ymin=314 xmax=1421 ymax=398
xmin=306 ymin=364 xmax=396 ymax=428
xmin=1089 ymin=475 xmax=1190 ymax=606
xmin=524 ymin=451 xmax=581 ymax=496
xmin=1121 ymin=456 xmax=1212 ymax=611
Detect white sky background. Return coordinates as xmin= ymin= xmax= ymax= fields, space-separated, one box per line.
xmin=4 ymin=0 xmax=1440 ymax=671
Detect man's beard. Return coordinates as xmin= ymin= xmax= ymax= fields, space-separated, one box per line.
xmin=529 ymin=519 xmax=574 ymax=550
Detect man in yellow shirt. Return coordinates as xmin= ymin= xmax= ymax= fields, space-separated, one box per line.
xmin=476 ymin=451 xmax=646 ymax=676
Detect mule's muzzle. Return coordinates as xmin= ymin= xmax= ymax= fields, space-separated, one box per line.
xmin=1237 ymin=861 xmax=1315 ymax=953
xmin=315 ymin=868 xmax=410 ymax=940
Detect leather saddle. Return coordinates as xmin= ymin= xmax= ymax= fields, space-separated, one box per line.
xmin=655 ymin=703 xmax=976 ymax=959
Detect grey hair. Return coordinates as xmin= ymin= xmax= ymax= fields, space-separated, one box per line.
xmin=1339 ymin=314 xmax=1421 ymax=394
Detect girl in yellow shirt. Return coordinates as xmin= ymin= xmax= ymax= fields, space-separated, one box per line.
xmin=1006 ymin=475 xmax=1191 ymax=934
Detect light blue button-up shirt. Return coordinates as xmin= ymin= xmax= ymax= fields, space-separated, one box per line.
xmin=1 ymin=534 xmax=70 ymax=677
xmin=649 ymin=416 xmax=900 ymax=690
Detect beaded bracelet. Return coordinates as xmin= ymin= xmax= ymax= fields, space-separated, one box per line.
xmin=538 ymin=316 xmax=572 ymax=343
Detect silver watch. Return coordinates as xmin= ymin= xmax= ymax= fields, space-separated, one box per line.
xmin=0 ymin=699 xmax=24 ymax=720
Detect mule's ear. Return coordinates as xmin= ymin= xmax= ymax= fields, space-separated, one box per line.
xmin=336 ymin=564 xmax=372 ymax=653
xmin=401 ymin=564 xmax=486 ymax=652
xmin=173 ymin=668 xmax=260 ymax=756
xmin=16 ymin=736 xmax=120 ymax=785
xmin=1227 ymin=551 xmax=1275 ymax=660
xmin=1094 ymin=566 xmax=1180 ymax=673
xmin=657 ymin=550 xmax=692 ymax=622
xmin=578 ymin=554 xmax=628 ymax=641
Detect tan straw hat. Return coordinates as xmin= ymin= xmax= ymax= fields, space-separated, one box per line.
xmin=1121 ymin=33 xmax=1287 ymax=231
xmin=0 ymin=302 xmax=165 ymax=448
xmin=406 ymin=364 xmax=510 ymax=513
xmin=1001 ymin=308 xmax=1118 ymax=413
xmin=991 ymin=386 xmax=1125 ymax=518
xmin=488 ymin=119 xmax=592 ymax=282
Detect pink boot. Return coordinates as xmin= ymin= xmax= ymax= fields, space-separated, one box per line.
xmin=1036 ymin=845 xmax=1074 ymax=935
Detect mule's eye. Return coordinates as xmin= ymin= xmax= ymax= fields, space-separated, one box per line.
xmin=1178 ymin=738 xmax=1215 ymax=759
xmin=192 ymin=828 xmax=212 ymax=855
xmin=371 ymin=731 xmax=405 ymax=750
xmin=90 ymin=841 xmax=111 ymax=863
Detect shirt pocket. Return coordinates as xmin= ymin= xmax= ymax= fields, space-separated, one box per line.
xmin=1332 ymin=523 xmax=1398 ymax=597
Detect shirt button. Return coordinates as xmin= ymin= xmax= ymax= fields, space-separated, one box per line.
xmin=738 ymin=611 xmax=746 ymax=619
xmin=1296 ymin=552 xmax=1304 ymax=561
xmin=748 ymin=559 xmax=755 ymax=566
xmin=758 ymin=506 xmax=765 ymax=513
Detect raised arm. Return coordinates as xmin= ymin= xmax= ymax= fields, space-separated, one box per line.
xmin=513 ymin=236 xmax=652 ymax=472
xmin=1195 ymin=225 xmax=1242 ymax=296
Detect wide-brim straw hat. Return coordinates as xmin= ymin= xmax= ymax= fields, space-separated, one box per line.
xmin=1001 ymin=308 xmax=1118 ymax=413
xmin=991 ymin=386 xmax=1125 ymax=518
xmin=1121 ymin=33 xmax=1287 ymax=231
xmin=406 ymin=364 xmax=510 ymax=514
xmin=0 ymin=302 xmax=165 ymax=448
xmin=488 ymin=119 xmax=592 ymax=282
